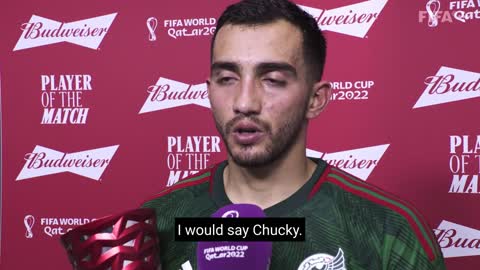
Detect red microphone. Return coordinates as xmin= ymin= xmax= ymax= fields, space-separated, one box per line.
xmin=60 ymin=208 xmax=160 ymax=270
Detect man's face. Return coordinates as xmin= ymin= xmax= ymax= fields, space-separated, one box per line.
xmin=208 ymin=20 xmax=312 ymax=167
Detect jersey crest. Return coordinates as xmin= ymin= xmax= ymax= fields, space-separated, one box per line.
xmin=297 ymin=248 xmax=346 ymax=270
xmin=179 ymin=260 xmax=193 ymax=270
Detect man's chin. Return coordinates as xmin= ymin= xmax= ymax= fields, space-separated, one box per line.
xmin=229 ymin=150 xmax=275 ymax=168
xmin=232 ymin=157 xmax=272 ymax=168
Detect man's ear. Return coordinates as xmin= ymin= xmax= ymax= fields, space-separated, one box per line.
xmin=206 ymin=78 xmax=211 ymax=96
xmin=306 ymin=81 xmax=331 ymax=119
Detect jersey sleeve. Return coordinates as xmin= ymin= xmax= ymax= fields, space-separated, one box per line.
xmin=325 ymin=166 xmax=447 ymax=270
xmin=381 ymin=215 xmax=446 ymax=270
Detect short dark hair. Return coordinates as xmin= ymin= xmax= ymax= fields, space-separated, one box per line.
xmin=211 ymin=0 xmax=327 ymax=82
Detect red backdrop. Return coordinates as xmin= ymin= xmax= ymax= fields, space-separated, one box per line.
xmin=1 ymin=0 xmax=479 ymax=269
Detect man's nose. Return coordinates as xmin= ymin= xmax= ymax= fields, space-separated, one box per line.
xmin=232 ymin=79 xmax=262 ymax=115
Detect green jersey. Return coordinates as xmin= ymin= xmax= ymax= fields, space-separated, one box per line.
xmin=142 ymin=159 xmax=445 ymax=270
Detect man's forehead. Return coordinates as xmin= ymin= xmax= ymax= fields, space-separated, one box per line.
xmin=211 ymin=20 xmax=303 ymax=66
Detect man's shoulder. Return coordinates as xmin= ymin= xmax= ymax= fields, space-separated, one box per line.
xmin=318 ymin=165 xmax=443 ymax=263
xmin=141 ymin=163 xmax=220 ymax=209
xmin=321 ymin=166 xmax=418 ymax=214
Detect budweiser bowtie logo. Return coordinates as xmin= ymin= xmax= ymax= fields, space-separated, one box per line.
xmin=13 ymin=13 xmax=117 ymax=51
xmin=307 ymin=144 xmax=389 ymax=180
xmin=299 ymin=0 xmax=388 ymax=38
xmin=139 ymin=77 xmax=209 ymax=114
xmin=435 ymin=220 xmax=480 ymax=258
xmin=16 ymin=145 xmax=119 ymax=181
xmin=414 ymin=66 xmax=480 ymax=108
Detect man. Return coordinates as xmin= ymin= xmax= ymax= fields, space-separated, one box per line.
xmin=143 ymin=0 xmax=446 ymax=269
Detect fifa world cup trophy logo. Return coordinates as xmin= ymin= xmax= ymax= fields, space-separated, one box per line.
xmin=426 ymin=0 xmax=441 ymax=27
xmin=24 ymin=215 xmax=35 ymax=239
xmin=147 ymin=17 xmax=158 ymax=41
xmin=221 ymin=210 xmax=240 ymax=218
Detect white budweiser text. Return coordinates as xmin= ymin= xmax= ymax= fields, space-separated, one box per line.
xmin=24 ymin=152 xmax=109 ymax=169
xmin=139 ymin=77 xmax=209 ymax=114
xmin=16 ymin=145 xmax=119 ymax=181
xmin=299 ymin=0 xmax=388 ymax=38
xmin=414 ymin=66 xmax=480 ymax=108
xmin=14 ymin=13 xmax=117 ymax=51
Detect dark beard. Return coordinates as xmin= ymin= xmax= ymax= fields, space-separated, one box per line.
xmin=214 ymin=103 xmax=308 ymax=168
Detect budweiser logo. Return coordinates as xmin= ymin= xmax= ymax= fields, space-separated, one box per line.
xmin=299 ymin=0 xmax=388 ymax=38
xmin=306 ymin=144 xmax=389 ymax=180
xmin=16 ymin=145 xmax=119 ymax=181
xmin=435 ymin=220 xmax=480 ymax=258
xmin=13 ymin=13 xmax=117 ymax=51
xmin=414 ymin=66 xmax=480 ymax=108
xmin=139 ymin=77 xmax=209 ymax=114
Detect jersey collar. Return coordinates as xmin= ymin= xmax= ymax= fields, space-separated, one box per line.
xmin=211 ymin=158 xmax=327 ymax=216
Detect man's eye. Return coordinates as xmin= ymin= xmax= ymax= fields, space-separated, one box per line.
xmin=217 ymin=77 xmax=236 ymax=85
xmin=264 ymin=78 xmax=286 ymax=87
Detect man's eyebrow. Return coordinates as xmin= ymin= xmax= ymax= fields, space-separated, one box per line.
xmin=255 ymin=62 xmax=297 ymax=78
xmin=210 ymin=62 xmax=240 ymax=74
xmin=210 ymin=61 xmax=297 ymax=78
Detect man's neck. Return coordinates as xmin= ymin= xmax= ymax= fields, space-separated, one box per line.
xmin=223 ymin=147 xmax=317 ymax=210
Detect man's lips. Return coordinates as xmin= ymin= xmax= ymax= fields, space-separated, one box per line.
xmin=231 ymin=121 xmax=265 ymax=145
xmin=233 ymin=121 xmax=262 ymax=133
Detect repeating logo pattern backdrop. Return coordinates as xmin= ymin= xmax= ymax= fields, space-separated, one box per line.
xmin=0 ymin=0 xmax=478 ymax=269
